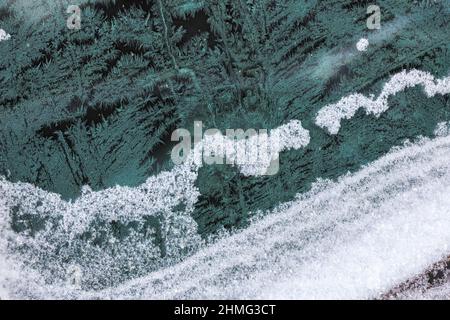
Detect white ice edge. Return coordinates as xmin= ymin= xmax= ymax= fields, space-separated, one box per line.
xmin=0 ymin=29 xmax=11 ymax=42
xmin=400 ymin=282 xmax=450 ymax=300
xmin=316 ymin=69 xmax=450 ymax=134
xmin=0 ymin=120 xmax=310 ymax=299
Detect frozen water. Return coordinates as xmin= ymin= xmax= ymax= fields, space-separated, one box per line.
xmin=3 ymin=134 xmax=450 ymax=299
xmin=316 ymin=69 xmax=450 ymax=134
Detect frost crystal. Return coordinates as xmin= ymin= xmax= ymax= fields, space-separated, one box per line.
xmin=0 ymin=29 xmax=11 ymax=41
xmin=356 ymin=38 xmax=369 ymax=52
xmin=316 ymin=69 xmax=450 ymax=134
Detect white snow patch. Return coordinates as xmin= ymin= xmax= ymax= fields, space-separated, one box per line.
xmin=392 ymin=281 xmax=450 ymax=300
xmin=200 ymin=120 xmax=310 ymax=176
xmin=356 ymin=38 xmax=369 ymax=52
xmin=316 ymin=69 xmax=450 ymax=134
xmin=0 ymin=29 xmax=11 ymax=41
xmin=199 ymin=120 xmax=310 ymax=176
xmin=434 ymin=122 xmax=450 ymax=137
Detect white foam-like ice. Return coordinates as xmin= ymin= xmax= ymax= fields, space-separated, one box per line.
xmin=200 ymin=120 xmax=310 ymax=176
xmin=0 ymin=197 xmax=11 ymax=299
xmin=356 ymin=38 xmax=369 ymax=52
xmin=434 ymin=122 xmax=450 ymax=137
xmin=0 ymin=119 xmax=309 ymax=238
xmin=316 ymin=69 xmax=450 ymax=134
xmin=4 ymin=134 xmax=450 ymax=299
xmin=0 ymin=29 xmax=11 ymax=42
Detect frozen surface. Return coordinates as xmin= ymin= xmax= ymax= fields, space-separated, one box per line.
xmin=105 ymin=135 xmax=450 ymax=299
xmin=3 ymin=133 xmax=450 ymax=299
xmin=98 ymin=134 xmax=450 ymax=299
xmin=0 ymin=119 xmax=310 ymax=297
xmin=316 ymin=70 xmax=450 ymax=134
xmin=0 ymin=29 xmax=10 ymax=41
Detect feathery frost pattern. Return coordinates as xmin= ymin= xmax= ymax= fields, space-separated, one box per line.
xmin=1 ymin=0 xmax=450 ymax=299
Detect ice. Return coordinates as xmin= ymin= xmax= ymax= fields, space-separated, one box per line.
xmin=88 ymin=134 xmax=450 ymax=299
xmin=0 ymin=29 xmax=11 ymax=42
xmin=316 ymin=69 xmax=450 ymax=134
xmin=2 ymin=134 xmax=448 ymax=299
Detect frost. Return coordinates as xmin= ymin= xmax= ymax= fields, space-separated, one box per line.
xmin=316 ymin=69 xmax=450 ymax=134
xmin=197 ymin=120 xmax=310 ymax=176
xmin=91 ymin=134 xmax=450 ymax=300
xmin=397 ymin=282 xmax=450 ymax=300
xmin=356 ymin=38 xmax=369 ymax=52
xmin=0 ymin=159 xmax=203 ymax=291
xmin=0 ymin=119 xmax=310 ymax=295
xmin=0 ymin=29 xmax=11 ymax=41
xmin=4 ymin=131 xmax=450 ymax=298
xmin=434 ymin=122 xmax=450 ymax=137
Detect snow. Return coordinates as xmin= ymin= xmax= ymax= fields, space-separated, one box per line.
xmin=316 ymin=69 xmax=450 ymax=134
xmin=195 ymin=119 xmax=310 ymax=176
xmin=3 ymin=133 xmax=450 ymax=299
xmin=2 ymin=68 xmax=450 ymax=298
xmin=83 ymin=134 xmax=450 ymax=299
xmin=356 ymin=38 xmax=369 ymax=52
xmin=93 ymin=134 xmax=450 ymax=299
xmin=404 ymin=283 xmax=450 ymax=300
xmin=390 ymin=277 xmax=450 ymax=300
xmin=434 ymin=122 xmax=450 ymax=137
xmin=0 ymin=119 xmax=310 ymax=298
xmin=0 ymin=29 xmax=10 ymax=42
